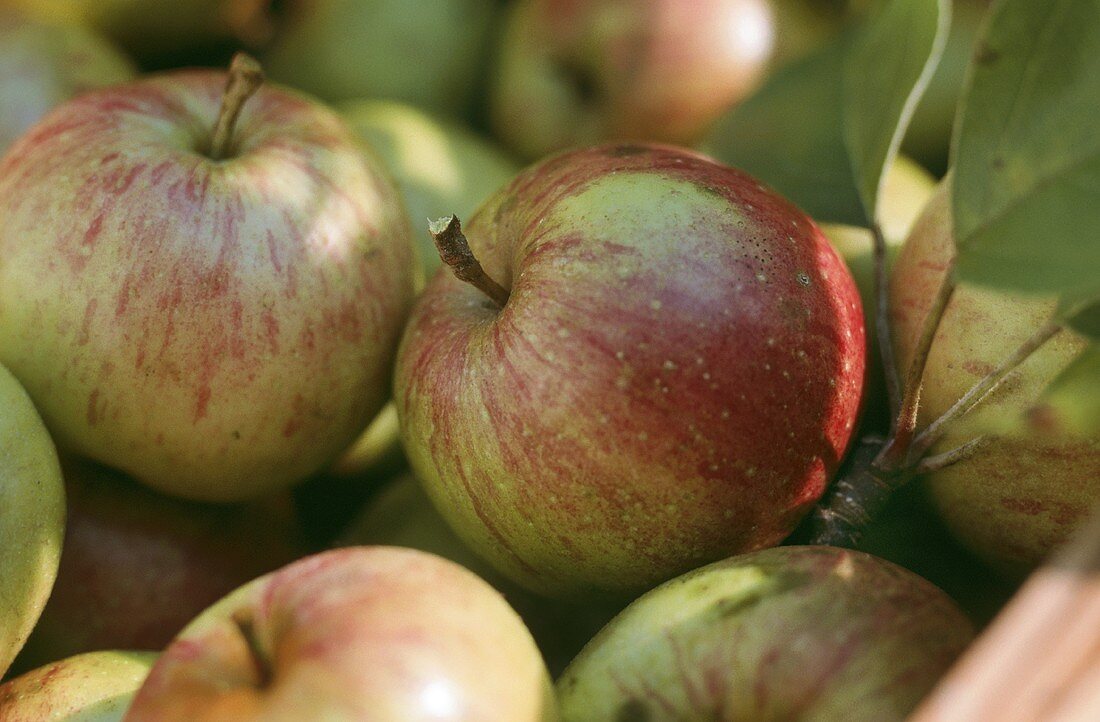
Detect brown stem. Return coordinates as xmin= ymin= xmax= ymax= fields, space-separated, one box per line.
xmin=887 ymin=257 xmax=957 ymax=459
xmin=910 ymin=316 xmax=1063 ymax=461
xmin=807 ymin=458 xmax=914 ymax=548
xmin=208 ymin=53 xmax=264 ymax=161
xmin=872 ymin=222 xmax=903 ymax=421
xmin=429 ymin=215 xmax=510 ymax=307
xmin=232 ymin=609 xmax=273 ymax=688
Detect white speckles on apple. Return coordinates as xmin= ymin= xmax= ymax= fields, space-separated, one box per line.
xmin=702 ymin=372 xmax=711 ymax=380
xmin=649 ymin=299 xmax=662 ymax=310
xmin=662 ymin=360 xmax=677 ymax=370
xmin=615 ymin=376 xmax=630 ymax=390
xmin=746 ymin=466 xmax=757 ymax=477
xmin=557 ymin=328 xmax=570 ymax=338
xmin=638 ymin=431 xmax=649 ymax=441
xmin=796 ymin=272 xmax=811 ymax=287
xmin=755 ymin=272 xmax=767 ymax=282
xmin=720 ymin=409 xmax=730 ymax=419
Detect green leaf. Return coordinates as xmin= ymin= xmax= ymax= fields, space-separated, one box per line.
xmin=1060 ymin=294 xmax=1100 ymax=339
xmin=952 ymin=0 xmax=1100 ymax=296
xmin=1028 ymin=343 xmax=1100 ymax=437
xmin=705 ymin=0 xmax=948 ymax=227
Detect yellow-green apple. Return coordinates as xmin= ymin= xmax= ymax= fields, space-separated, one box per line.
xmin=0 ymin=650 xmax=155 ymax=722
xmin=557 ymin=545 xmax=973 ymax=721
xmin=0 ymin=362 xmax=65 ymax=678
xmin=341 ymin=99 xmax=520 ymax=279
xmin=0 ymin=0 xmax=273 ymax=65
xmin=329 ymin=100 xmax=520 ymax=481
xmin=15 ymin=458 xmax=306 ymax=671
xmin=339 ymin=473 xmax=621 ymax=675
xmin=395 ymin=143 xmax=866 ymax=598
xmin=890 ymin=178 xmax=1100 ymax=575
xmin=124 ymin=547 xmax=558 ymax=720
xmin=821 ymin=155 xmax=937 ymax=428
xmin=262 ymin=0 xmax=497 ymax=116
xmin=0 ymin=10 xmax=135 ymax=155
xmin=489 ymin=0 xmax=776 ymax=161
xmin=0 ymin=62 xmax=417 ymax=502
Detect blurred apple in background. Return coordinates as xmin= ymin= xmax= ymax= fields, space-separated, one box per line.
xmin=0 ymin=651 xmax=155 ymax=722
xmin=489 ymin=0 xmax=776 ymax=161
xmin=890 ymin=179 xmax=1100 ymax=576
xmin=0 ymin=9 xmax=135 ymax=155
xmin=0 ymin=63 xmax=417 ymax=502
xmin=339 ymin=473 xmax=621 ymax=676
xmin=262 ymin=0 xmax=498 ymax=118
xmin=396 ymin=143 xmax=865 ymax=598
xmin=0 ymin=362 xmax=65 ymax=678
xmin=126 ymin=547 xmax=558 ymax=720
xmin=14 ymin=458 xmax=305 ymax=672
xmin=821 ymin=155 xmax=936 ymax=429
xmin=0 ymin=0 xmax=273 ymax=67
xmin=341 ymin=99 xmax=520 ymax=279
xmin=557 ymin=546 xmax=973 ymax=721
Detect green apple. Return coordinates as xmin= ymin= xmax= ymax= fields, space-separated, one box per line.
xmin=0 ymin=362 xmax=65 ymax=677
xmin=0 ymin=650 xmax=155 ymax=722
xmin=889 ymin=178 xmax=1100 ymax=576
xmin=262 ymin=0 xmax=497 ymax=117
xmin=557 ymin=545 xmax=973 ymax=721
xmin=341 ymin=99 xmax=520 ymax=279
xmin=489 ymin=0 xmax=776 ymax=160
xmin=125 ymin=547 xmax=557 ymax=720
xmin=0 ymin=64 xmax=416 ymax=502
xmin=395 ymin=143 xmax=865 ymax=598
xmin=0 ymin=10 xmax=135 ymax=155
xmin=821 ymin=155 xmax=937 ymax=428
xmin=339 ymin=473 xmax=621 ymax=675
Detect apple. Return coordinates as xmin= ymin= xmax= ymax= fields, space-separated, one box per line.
xmin=14 ymin=458 xmax=306 ymax=671
xmin=0 ymin=10 xmax=135 ymax=155
xmin=261 ymin=0 xmax=498 ymax=117
xmin=889 ymin=178 xmax=1100 ymax=575
xmin=0 ymin=650 xmax=155 ymax=722
xmin=0 ymin=362 xmax=65 ymax=678
xmin=556 ymin=546 xmax=973 ymax=721
xmin=339 ymin=472 xmax=621 ymax=675
xmin=395 ymin=143 xmax=865 ymax=598
xmin=0 ymin=0 xmax=273 ymax=65
xmin=341 ymin=99 xmax=520 ymax=278
xmin=0 ymin=58 xmax=417 ymax=502
xmin=489 ymin=0 xmax=777 ymax=161
xmin=821 ymin=155 xmax=937 ymax=428
xmin=124 ymin=546 xmax=557 ymax=720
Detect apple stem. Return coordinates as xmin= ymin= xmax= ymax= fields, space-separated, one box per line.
xmin=429 ymin=215 xmax=510 ymax=307
xmin=232 ymin=610 xmax=273 ymax=688
xmin=208 ymin=52 xmax=264 ymax=161
xmin=872 ymin=222 xmax=904 ymax=420
xmin=909 ymin=316 xmax=1063 ymax=461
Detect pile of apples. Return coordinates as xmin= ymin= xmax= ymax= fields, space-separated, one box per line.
xmin=0 ymin=0 xmax=1095 ymax=720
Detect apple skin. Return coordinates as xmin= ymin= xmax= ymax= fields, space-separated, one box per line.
xmin=395 ymin=143 xmax=865 ymax=598
xmin=489 ymin=0 xmax=776 ymax=161
xmin=0 ymin=10 xmax=135 ymax=155
xmin=338 ymin=473 xmax=622 ymax=676
xmin=0 ymin=362 xmax=65 ymax=678
xmin=0 ymin=69 xmax=417 ymax=502
xmin=262 ymin=0 xmax=497 ymax=117
xmin=14 ymin=458 xmax=306 ymax=671
xmin=0 ymin=650 xmax=156 ymax=722
xmin=557 ymin=545 xmax=973 ymax=721
xmin=821 ymin=155 xmax=936 ymax=429
xmin=889 ymin=178 xmax=1100 ymax=576
xmin=124 ymin=546 xmax=558 ymax=721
